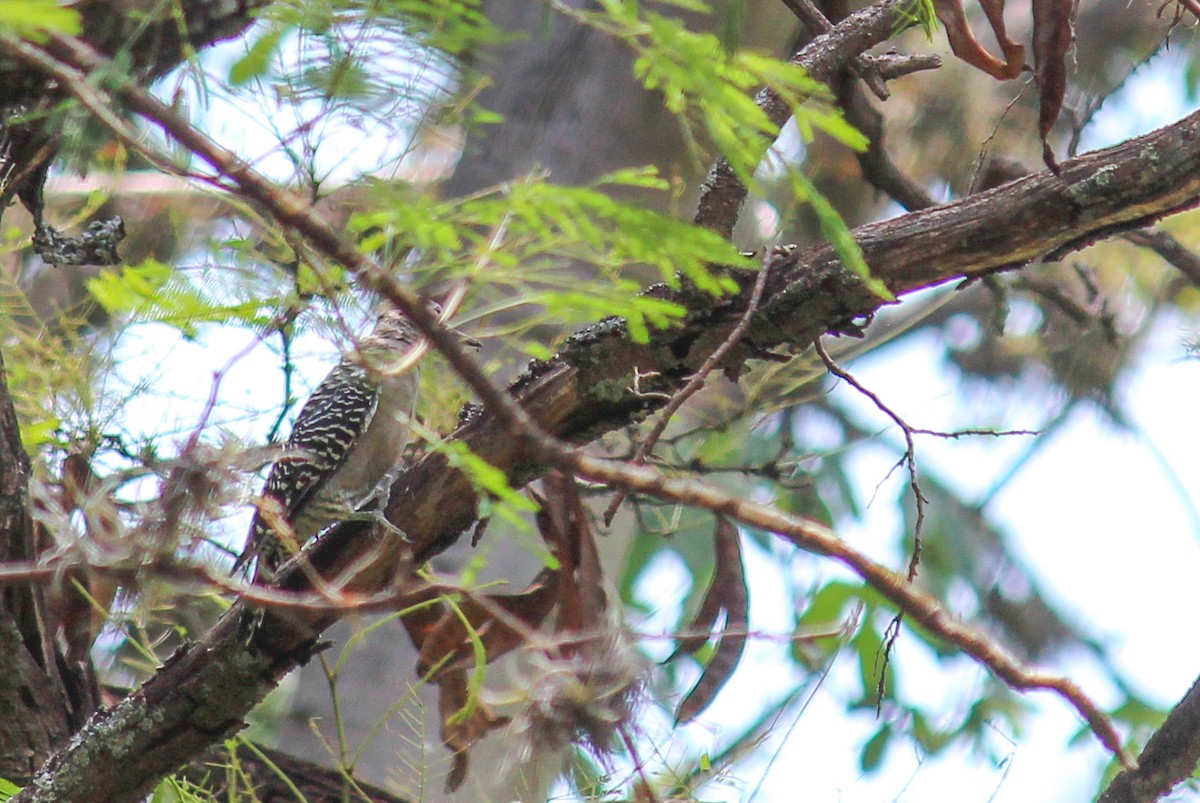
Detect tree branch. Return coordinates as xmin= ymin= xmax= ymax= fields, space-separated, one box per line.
xmin=1099 ymin=674 xmax=1200 ymax=803
xmin=0 ymin=346 xmax=83 ymax=781
xmin=602 ymin=254 xmax=771 ymax=525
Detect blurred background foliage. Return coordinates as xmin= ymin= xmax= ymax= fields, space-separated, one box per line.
xmin=2 ymin=0 xmax=1198 ymax=799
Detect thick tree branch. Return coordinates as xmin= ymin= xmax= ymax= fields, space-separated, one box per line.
xmin=0 ymin=348 xmax=77 ymax=783
xmin=602 ymin=257 xmax=771 ymax=525
xmin=0 ymin=351 xmax=33 ymax=641
xmin=1099 ymin=675 xmax=1200 ymax=803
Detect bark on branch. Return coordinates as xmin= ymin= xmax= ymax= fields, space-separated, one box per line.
xmin=1099 ymin=675 xmax=1200 ymax=803
xmin=0 ymin=350 xmax=75 ymax=785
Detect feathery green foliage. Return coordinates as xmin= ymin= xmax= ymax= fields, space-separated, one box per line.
xmin=352 ymin=168 xmax=754 ymax=342
xmin=87 ymin=260 xmax=277 ymax=336
xmin=903 ymin=0 xmax=939 ymax=39
xmin=4 ymin=0 xmax=1176 ymax=800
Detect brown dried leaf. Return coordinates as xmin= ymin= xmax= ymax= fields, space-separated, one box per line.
xmin=979 ymin=0 xmax=1026 ymax=75
xmin=400 ymin=579 xmax=551 ymax=791
xmin=674 ymin=517 xmax=749 ymax=724
xmin=479 ymin=573 xmax=562 ymax=656
xmin=539 ymin=473 xmax=607 ymax=634
xmin=1033 ymin=0 xmax=1076 ymax=171
xmin=61 ymin=452 xmax=95 ymax=511
xmin=934 ymin=0 xmax=1025 ymax=80
xmin=669 ymin=557 xmax=727 ymax=661
xmin=395 ymin=584 xmax=452 ymax=647
xmin=445 ymin=753 xmax=469 ymax=794
xmin=411 ymin=604 xmax=476 ymax=677
xmin=413 ymin=473 xmax=614 ymax=790
xmin=413 ymin=574 xmax=561 ymax=676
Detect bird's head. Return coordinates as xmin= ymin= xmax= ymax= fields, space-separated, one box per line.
xmin=365 ymin=304 xmax=481 ymax=356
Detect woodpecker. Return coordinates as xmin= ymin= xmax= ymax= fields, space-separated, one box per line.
xmin=235 ymin=307 xmax=476 ymax=581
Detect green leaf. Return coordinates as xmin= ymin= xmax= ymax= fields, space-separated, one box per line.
xmin=911 ymin=710 xmax=951 ymax=753
xmin=522 ymin=341 xmax=554 ymax=360
xmin=230 ymin=25 xmax=290 ymax=85
xmin=860 ymin=725 xmax=891 ymax=772
xmin=596 ymin=165 xmax=670 ymax=191
xmin=854 ymin=619 xmax=884 ymax=700
xmin=798 ymin=580 xmax=860 ymax=628
xmin=579 ymin=0 xmax=859 ymax=188
xmin=470 ymin=107 xmax=505 ymax=125
xmin=0 ymin=0 xmax=81 ymax=39
xmin=900 ymin=0 xmax=939 ymax=39
xmin=358 ymin=172 xmax=749 ymax=335
xmin=150 ymin=774 xmax=218 ymax=803
xmin=788 ymin=170 xmax=894 ymax=301
xmin=441 ymin=441 xmax=538 ymax=528
xmin=390 ymin=0 xmax=503 ymax=56
xmin=18 ymin=415 xmax=60 ymax=450
xmin=0 ymin=776 xmax=21 ymax=802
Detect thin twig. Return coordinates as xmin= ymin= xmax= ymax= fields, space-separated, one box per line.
xmin=603 ymin=260 xmax=771 ymax=525
xmin=814 ymin=339 xmax=926 ymax=581
xmin=266 ymin=314 xmax=298 ymax=444
xmin=620 ymin=725 xmax=661 ymax=803
xmin=814 ymin=338 xmax=927 ymax=709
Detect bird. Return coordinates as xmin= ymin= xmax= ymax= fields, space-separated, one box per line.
xmin=234 ymin=306 xmax=478 ymax=582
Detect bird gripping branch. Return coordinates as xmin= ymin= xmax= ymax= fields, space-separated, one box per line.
xmin=235 ymin=307 xmax=477 ymax=581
